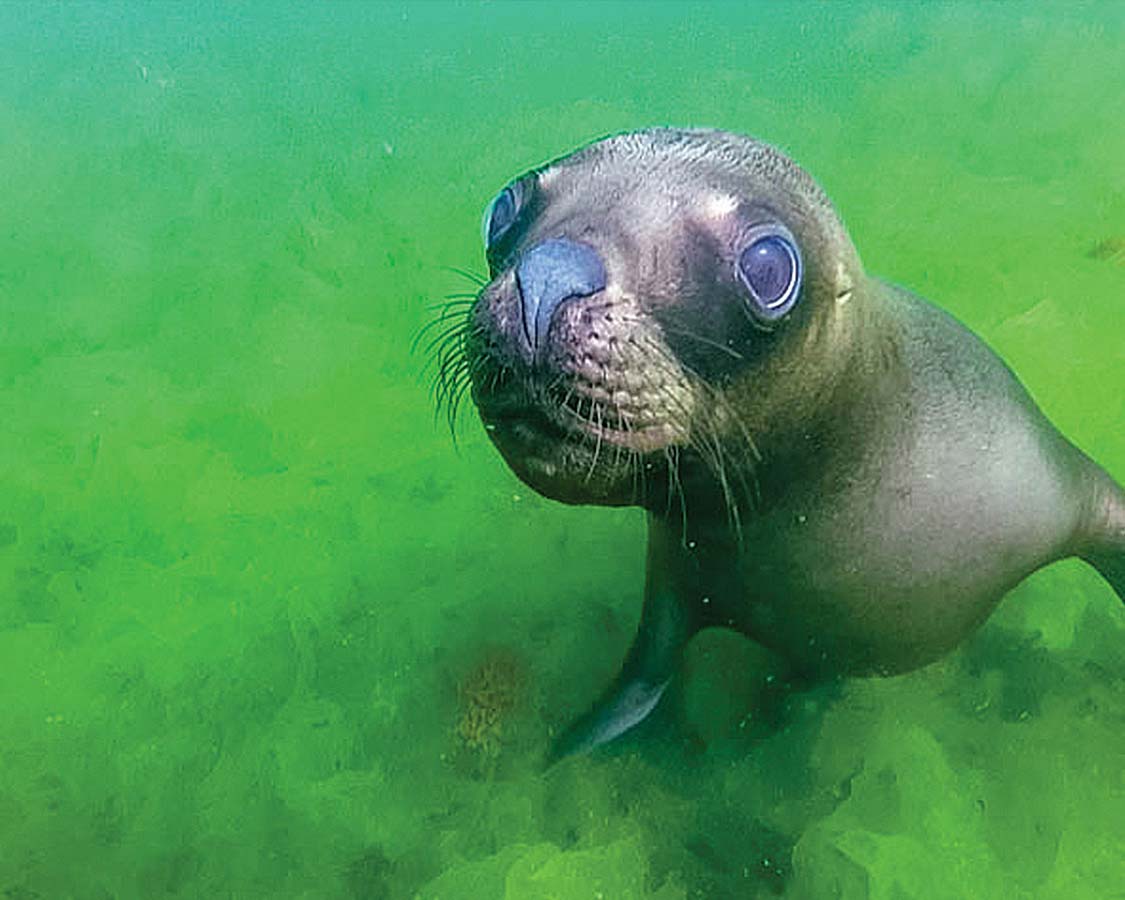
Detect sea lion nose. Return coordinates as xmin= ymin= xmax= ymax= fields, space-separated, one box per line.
xmin=515 ymin=238 xmax=606 ymax=352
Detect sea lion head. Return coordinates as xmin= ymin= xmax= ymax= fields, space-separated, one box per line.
xmin=460 ymin=128 xmax=865 ymax=510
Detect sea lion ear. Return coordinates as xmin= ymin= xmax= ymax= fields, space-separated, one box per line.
xmin=834 ymin=259 xmax=856 ymax=306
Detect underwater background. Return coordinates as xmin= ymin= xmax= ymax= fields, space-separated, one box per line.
xmin=1 ymin=2 xmax=1122 ymax=898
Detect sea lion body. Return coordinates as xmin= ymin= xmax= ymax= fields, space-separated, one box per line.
xmin=452 ymin=129 xmax=1125 ymax=759
xmin=665 ymin=284 xmax=1091 ymax=677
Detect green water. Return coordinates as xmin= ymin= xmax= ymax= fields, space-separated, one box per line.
xmin=1 ymin=3 xmax=1122 ymax=898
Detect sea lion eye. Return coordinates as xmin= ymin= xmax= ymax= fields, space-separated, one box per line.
xmin=737 ymin=228 xmax=802 ymax=320
xmin=483 ymin=184 xmax=522 ymax=248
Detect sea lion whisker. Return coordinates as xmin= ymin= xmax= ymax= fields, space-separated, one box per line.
xmin=697 ymin=393 xmax=760 ymax=521
xmin=413 ymin=317 xmax=459 ymax=357
xmin=609 ymin=396 xmax=628 ymax=471
xmin=425 ymin=336 xmax=481 ymax=403
xmin=706 ymin=384 xmax=763 ymax=466
xmin=662 ymin=445 xmax=690 ymax=546
xmin=692 ymin=378 xmax=761 ymax=499
xmin=660 ymin=325 xmax=745 ymax=360
xmin=441 ymin=265 xmax=488 ymax=287
xmin=427 ymin=352 xmax=467 ymax=405
xmin=632 ymin=363 xmax=752 ymax=538
xmin=422 ymin=296 xmax=478 ymax=317
xmin=430 ymin=346 xmax=466 ymax=394
xmin=412 ymin=295 xmax=476 ymax=342
xmin=584 ymin=401 xmax=606 ymax=482
xmin=417 ymin=332 xmax=468 ymax=382
xmin=641 ymin=340 xmax=762 ymax=494
xmin=432 ymin=359 xmax=471 ymax=423
xmin=446 ymin=376 xmax=476 ymax=443
xmin=417 ymin=318 xmax=472 ymax=361
xmin=694 ymin=424 xmax=746 ymax=544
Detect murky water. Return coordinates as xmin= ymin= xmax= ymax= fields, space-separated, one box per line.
xmin=1 ymin=3 xmax=1121 ymax=897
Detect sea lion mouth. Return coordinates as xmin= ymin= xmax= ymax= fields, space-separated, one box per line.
xmin=476 ymin=395 xmax=569 ymax=445
xmin=476 ymin=374 xmax=684 ymax=456
xmin=464 ymin=363 xmax=691 ymax=507
xmin=475 ymin=386 xmax=645 ymax=456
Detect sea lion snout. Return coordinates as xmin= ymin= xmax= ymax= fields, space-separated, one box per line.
xmin=467 ymin=232 xmax=695 ymax=503
xmin=515 ymin=238 xmax=606 ymax=355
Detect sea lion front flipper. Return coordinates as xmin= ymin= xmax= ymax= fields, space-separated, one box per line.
xmin=546 ymin=577 xmax=695 ymax=765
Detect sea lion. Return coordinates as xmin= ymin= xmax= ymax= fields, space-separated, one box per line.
xmin=444 ymin=128 xmax=1125 ymax=761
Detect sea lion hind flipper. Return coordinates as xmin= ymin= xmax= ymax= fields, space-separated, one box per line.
xmin=1082 ymin=538 xmax=1125 ymax=603
xmin=1078 ymin=464 xmax=1125 ymax=602
xmin=545 ymin=587 xmax=693 ymax=766
xmin=1087 ymin=551 xmax=1125 ymax=602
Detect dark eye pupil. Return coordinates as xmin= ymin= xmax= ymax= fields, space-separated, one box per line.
xmin=739 ymin=236 xmax=795 ymax=308
xmin=487 ymin=188 xmax=517 ymax=245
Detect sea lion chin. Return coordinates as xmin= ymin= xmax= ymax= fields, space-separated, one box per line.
xmin=450 ymin=127 xmax=1125 ymax=762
